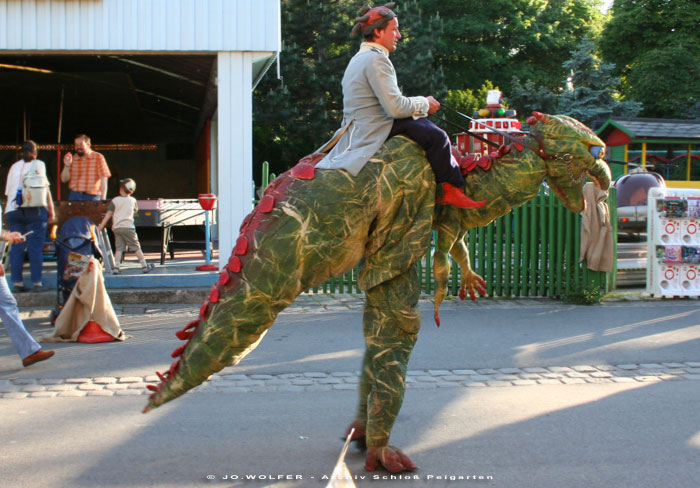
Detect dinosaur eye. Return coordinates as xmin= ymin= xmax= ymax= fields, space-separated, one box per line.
xmin=589 ymin=146 xmax=605 ymax=159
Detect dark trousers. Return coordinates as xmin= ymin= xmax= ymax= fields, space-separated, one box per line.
xmin=388 ymin=117 xmax=465 ymax=187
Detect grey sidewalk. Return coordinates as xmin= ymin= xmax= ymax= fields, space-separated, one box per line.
xmin=1 ymin=294 xmax=699 ymax=487
xmin=3 ymin=295 xmax=700 ymax=396
xmin=4 ymin=293 xmax=700 ymax=387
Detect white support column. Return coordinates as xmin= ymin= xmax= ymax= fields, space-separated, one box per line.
xmin=216 ymin=51 xmax=271 ymax=269
xmin=210 ymin=114 xmax=219 ymax=241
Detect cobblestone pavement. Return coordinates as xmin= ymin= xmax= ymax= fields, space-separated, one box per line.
xmin=1 ymin=361 xmax=700 ymax=400
xmin=5 ymin=294 xmax=699 ymax=400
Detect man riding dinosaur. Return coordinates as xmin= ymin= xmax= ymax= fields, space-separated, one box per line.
xmin=316 ymin=2 xmax=485 ymax=210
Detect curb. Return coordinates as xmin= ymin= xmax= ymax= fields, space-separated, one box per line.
xmin=13 ymin=287 xmax=679 ymax=309
xmin=15 ymin=288 xmax=211 ymax=307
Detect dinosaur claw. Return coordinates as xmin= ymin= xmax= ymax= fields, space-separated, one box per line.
xmin=460 ymin=272 xmax=487 ymax=303
xmin=342 ymin=422 xmax=367 ymax=451
xmin=365 ymin=446 xmax=417 ymax=473
xmin=365 ymin=454 xmax=378 ymax=471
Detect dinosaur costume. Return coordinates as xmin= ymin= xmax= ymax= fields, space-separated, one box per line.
xmin=144 ymin=111 xmax=611 ymax=473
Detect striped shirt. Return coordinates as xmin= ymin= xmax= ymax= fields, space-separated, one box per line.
xmin=67 ymin=151 xmax=111 ymax=195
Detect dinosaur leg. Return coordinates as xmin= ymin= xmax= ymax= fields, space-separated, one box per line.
xmin=355 ymin=264 xmax=421 ymax=472
xmin=341 ymin=352 xmax=372 ymax=450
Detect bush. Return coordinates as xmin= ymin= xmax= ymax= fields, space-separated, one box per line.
xmin=560 ymin=282 xmax=604 ymax=305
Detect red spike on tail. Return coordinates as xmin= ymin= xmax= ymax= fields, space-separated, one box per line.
xmin=228 ymin=256 xmax=242 ymax=272
xmin=183 ymin=320 xmax=198 ymax=331
xmin=175 ymin=329 xmax=194 ymax=340
xmin=171 ymin=344 xmax=187 ymax=358
xmin=234 ymin=236 xmax=248 ymax=255
xmin=209 ymin=286 xmax=220 ymax=303
xmin=218 ymin=270 xmax=231 ymax=286
xmin=169 ymin=359 xmax=181 ymax=375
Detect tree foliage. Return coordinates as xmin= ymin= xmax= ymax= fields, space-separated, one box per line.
xmin=253 ymin=0 xmax=450 ymax=177
xmin=507 ymin=76 xmax=559 ymax=116
xmin=599 ymin=0 xmax=700 ymax=118
xmin=253 ymin=0 xmax=355 ymax=177
xmin=436 ymin=81 xmax=502 ymax=133
xmin=391 ymin=0 xmax=448 ymax=100
xmin=419 ymin=0 xmax=603 ymax=92
xmin=252 ymin=0 xmax=688 ymax=177
xmin=557 ymin=37 xmax=641 ymax=127
xmin=623 ymin=44 xmax=700 ymax=118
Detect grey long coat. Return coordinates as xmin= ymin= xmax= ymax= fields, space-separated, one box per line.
xmin=315 ymin=44 xmax=429 ymax=176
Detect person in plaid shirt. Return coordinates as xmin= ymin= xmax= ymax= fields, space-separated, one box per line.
xmin=60 ymin=134 xmax=112 ymax=201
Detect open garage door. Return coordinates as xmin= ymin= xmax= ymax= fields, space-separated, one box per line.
xmin=0 ymin=54 xmax=217 ymax=199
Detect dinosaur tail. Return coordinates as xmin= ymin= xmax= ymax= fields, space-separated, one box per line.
xmin=144 ymin=157 xmax=366 ymax=411
xmin=143 ymin=282 xmax=288 ymax=411
xmin=143 ymin=137 xmax=438 ymax=411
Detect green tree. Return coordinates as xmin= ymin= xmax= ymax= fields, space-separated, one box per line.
xmin=435 ymin=81 xmax=502 ymax=133
xmin=507 ymin=76 xmax=559 ymax=116
xmin=253 ymin=0 xmax=355 ymax=177
xmin=599 ymin=0 xmax=700 ymax=118
xmin=253 ymin=0 xmax=452 ymax=177
xmin=419 ymin=0 xmax=603 ymax=93
xmin=391 ymin=0 xmax=448 ymax=100
xmin=557 ymin=37 xmax=641 ymax=127
xmin=623 ymin=44 xmax=700 ymax=118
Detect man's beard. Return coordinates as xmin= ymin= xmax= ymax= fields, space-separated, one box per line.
xmin=76 ymin=149 xmax=85 ymax=156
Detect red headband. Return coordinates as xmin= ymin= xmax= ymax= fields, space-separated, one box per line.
xmin=351 ymin=3 xmax=397 ymax=37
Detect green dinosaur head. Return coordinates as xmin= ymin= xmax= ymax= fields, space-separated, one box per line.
xmin=529 ymin=112 xmax=611 ymax=213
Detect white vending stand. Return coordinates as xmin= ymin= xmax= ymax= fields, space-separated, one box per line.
xmin=647 ymin=187 xmax=700 ymax=297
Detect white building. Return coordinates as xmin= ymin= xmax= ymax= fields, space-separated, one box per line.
xmin=0 ymin=0 xmax=281 ymax=267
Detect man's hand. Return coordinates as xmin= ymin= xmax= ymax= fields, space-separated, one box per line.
xmin=63 ymin=152 xmax=73 ymax=167
xmin=426 ymin=96 xmax=440 ymax=114
xmin=3 ymin=231 xmax=25 ymax=244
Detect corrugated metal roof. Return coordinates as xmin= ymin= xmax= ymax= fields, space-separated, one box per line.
xmin=0 ymin=54 xmax=216 ymax=142
xmin=0 ymin=0 xmax=280 ymax=53
xmin=603 ymin=118 xmax=700 ymax=140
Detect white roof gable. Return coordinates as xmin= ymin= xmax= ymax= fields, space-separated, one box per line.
xmin=0 ymin=0 xmax=280 ymax=52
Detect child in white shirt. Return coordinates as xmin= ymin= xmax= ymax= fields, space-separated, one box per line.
xmin=97 ymin=178 xmax=153 ymax=274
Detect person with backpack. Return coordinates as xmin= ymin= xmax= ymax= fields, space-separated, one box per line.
xmin=3 ymin=140 xmax=55 ymax=292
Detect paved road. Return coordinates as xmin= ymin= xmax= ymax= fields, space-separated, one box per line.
xmin=1 ymin=295 xmax=699 ymax=487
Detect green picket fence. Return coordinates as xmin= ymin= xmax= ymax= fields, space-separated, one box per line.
xmin=258 ymin=161 xmax=617 ymax=297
